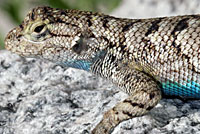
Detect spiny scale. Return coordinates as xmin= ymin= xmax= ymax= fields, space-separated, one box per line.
xmin=4 ymin=6 xmax=200 ymax=134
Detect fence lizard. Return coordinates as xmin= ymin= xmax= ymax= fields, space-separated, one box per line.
xmin=4 ymin=6 xmax=200 ymax=134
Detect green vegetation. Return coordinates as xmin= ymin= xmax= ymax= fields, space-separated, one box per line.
xmin=0 ymin=33 xmax=4 ymax=49
xmin=0 ymin=0 xmax=121 ymax=49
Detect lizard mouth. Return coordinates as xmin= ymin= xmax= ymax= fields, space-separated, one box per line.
xmin=5 ymin=27 xmax=20 ymax=52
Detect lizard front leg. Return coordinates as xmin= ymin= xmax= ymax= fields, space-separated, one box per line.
xmin=91 ymin=61 xmax=162 ymax=134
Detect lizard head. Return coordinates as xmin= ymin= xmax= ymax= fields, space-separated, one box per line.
xmin=5 ymin=6 xmax=107 ymax=70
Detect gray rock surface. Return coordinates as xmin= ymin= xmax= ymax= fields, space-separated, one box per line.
xmin=1 ymin=0 xmax=200 ymax=134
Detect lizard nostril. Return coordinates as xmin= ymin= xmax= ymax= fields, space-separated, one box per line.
xmin=5 ymin=32 xmax=13 ymax=40
xmin=6 ymin=35 xmax=11 ymax=40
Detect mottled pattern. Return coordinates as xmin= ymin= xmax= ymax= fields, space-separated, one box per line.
xmin=4 ymin=6 xmax=200 ymax=134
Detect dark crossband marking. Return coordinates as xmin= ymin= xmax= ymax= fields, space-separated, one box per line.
xmin=171 ymin=18 xmax=190 ymax=50
xmin=145 ymin=18 xmax=163 ymax=36
xmin=87 ymin=19 xmax=92 ymax=27
xmin=102 ymin=18 xmax=109 ymax=28
xmin=171 ymin=18 xmax=190 ymax=35
xmin=122 ymin=20 xmax=141 ymax=32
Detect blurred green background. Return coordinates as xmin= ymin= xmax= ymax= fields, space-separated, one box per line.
xmin=0 ymin=0 xmax=121 ymax=49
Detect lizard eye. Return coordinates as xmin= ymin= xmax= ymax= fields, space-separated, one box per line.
xmin=28 ymin=23 xmax=49 ymax=41
xmin=34 ymin=24 xmax=45 ymax=33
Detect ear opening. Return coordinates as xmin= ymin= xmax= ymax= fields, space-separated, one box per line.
xmin=72 ymin=35 xmax=89 ymax=54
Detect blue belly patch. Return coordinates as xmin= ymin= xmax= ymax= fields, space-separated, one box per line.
xmin=161 ymin=81 xmax=200 ymax=98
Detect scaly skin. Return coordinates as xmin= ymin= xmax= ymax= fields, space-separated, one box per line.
xmin=5 ymin=6 xmax=200 ymax=133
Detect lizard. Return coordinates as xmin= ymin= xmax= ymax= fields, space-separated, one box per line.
xmin=4 ymin=6 xmax=200 ymax=134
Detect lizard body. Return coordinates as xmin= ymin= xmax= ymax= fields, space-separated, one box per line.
xmin=4 ymin=6 xmax=200 ymax=133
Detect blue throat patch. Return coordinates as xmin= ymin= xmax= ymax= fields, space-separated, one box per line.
xmin=60 ymin=60 xmax=92 ymax=71
xmin=59 ymin=50 xmax=107 ymax=71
